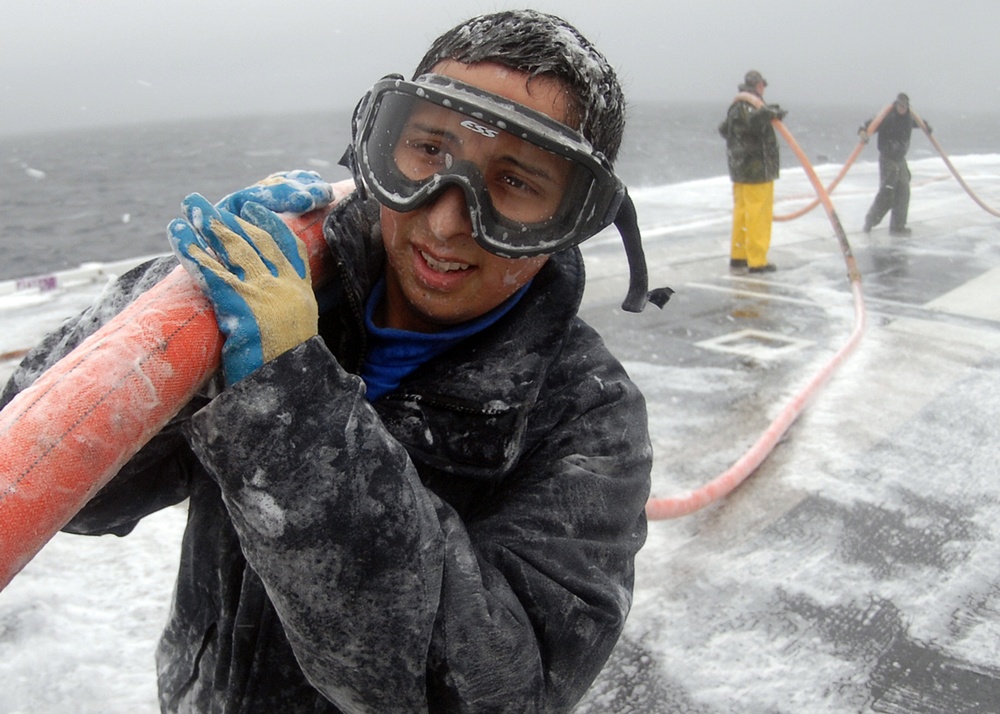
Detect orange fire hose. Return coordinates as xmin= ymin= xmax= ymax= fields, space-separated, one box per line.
xmin=646 ymin=99 xmax=867 ymax=520
xmin=776 ymin=104 xmax=1000 ymax=221
xmin=0 ymin=186 xmax=351 ymax=590
xmin=774 ymin=103 xmax=893 ymax=221
xmin=645 ymin=97 xmax=998 ymax=519
xmin=911 ymin=110 xmax=1000 ymax=218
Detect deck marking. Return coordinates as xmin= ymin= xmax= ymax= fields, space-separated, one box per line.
xmin=695 ymin=329 xmax=814 ymax=360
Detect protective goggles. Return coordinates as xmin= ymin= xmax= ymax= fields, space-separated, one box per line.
xmin=341 ymin=73 xmax=671 ymax=312
xmin=343 ymin=73 xmax=625 ymax=257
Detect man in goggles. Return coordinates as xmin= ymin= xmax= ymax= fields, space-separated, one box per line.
xmin=5 ymin=10 xmax=667 ymax=713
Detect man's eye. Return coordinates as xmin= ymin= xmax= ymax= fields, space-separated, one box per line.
xmin=500 ymin=174 xmax=537 ymax=195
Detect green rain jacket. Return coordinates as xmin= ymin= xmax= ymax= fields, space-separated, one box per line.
xmin=719 ymin=92 xmax=781 ymax=184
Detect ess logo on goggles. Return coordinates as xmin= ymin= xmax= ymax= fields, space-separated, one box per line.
xmin=460 ymin=120 xmax=500 ymax=139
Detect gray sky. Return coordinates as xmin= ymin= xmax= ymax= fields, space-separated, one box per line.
xmin=2 ymin=0 xmax=997 ymax=136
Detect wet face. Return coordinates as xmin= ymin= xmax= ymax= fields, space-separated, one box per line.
xmin=377 ymin=60 xmax=572 ymax=333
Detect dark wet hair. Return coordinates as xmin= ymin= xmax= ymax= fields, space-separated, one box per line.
xmin=413 ymin=10 xmax=626 ymax=164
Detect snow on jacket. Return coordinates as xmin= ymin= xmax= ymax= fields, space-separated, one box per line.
xmin=868 ymin=108 xmax=919 ymax=162
xmin=718 ymin=93 xmax=781 ymax=184
xmin=1 ymin=194 xmax=652 ymax=713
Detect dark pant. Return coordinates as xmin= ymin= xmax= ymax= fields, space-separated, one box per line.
xmin=865 ymin=155 xmax=911 ymax=231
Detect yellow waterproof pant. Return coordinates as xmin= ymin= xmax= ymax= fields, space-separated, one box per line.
xmin=730 ymin=181 xmax=774 ymax=268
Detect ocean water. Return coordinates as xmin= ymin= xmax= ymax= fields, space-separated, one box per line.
xmin=1 ymin=101 xmax=997 ymax=281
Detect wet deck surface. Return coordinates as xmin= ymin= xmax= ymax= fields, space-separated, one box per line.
xmin=1 ymin=158 xmax=998 ymax=712
xmin=574 ymin=159 xmax=1000 ymax=712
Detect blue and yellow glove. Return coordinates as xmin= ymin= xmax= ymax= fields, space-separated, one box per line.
xmin=168 ymin=193 xmax=318 ymax=385
xmin=215 ymin=170 xmax=334 ymax=215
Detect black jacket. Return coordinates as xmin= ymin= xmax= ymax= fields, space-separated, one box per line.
xmin=718 ymin=95 xmax=781 ymax=184
xmin=1 ymin=194 xmax=651 ymax=713
xmin=870 ymin=108 xmax=919 ymax=162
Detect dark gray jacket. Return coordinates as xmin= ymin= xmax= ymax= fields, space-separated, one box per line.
xmin=718 ymin=96 xmax=781 ymax=184
xmin=1 ymin=195 xmax=651 ymax=713
xmin=869 ymin=108 xmax=919 ymax=162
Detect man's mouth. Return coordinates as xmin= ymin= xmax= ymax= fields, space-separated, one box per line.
xmin=420 ymin=249 xmax=471 ymax=273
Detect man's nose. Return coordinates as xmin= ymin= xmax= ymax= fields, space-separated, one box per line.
xmin=425 ymin=185 xmax=474 ymax=243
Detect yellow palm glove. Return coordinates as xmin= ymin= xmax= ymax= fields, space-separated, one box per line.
xmin=167 ymin=193 xmax=318 ymax=384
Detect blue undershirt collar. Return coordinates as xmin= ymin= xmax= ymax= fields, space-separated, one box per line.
xmin=360 ymin=277 xmax=530 ymax=402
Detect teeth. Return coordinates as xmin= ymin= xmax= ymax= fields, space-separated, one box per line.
xmin=421 ymin=250 xmax=470 ymax=272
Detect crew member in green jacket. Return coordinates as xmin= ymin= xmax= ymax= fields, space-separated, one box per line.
xmin=719 ymin=69 xmax=786 ymax=273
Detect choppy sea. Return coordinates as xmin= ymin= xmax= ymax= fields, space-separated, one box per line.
xmin=2 ymin=101 xmax=997 ymax=281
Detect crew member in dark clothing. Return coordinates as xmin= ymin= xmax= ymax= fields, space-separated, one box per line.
xmin=861 ymin=92 xmax=930 ymax=236
xmin=1 ymin=10 xmax=661 ymax=713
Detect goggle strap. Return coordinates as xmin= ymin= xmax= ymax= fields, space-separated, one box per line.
xmin=338 ymin=144 xmax=369 ymax=201
xmin=615 ymin=190 xmax=673 ymax=313
xmin=341 ymin=86 xmax=383 ymax=202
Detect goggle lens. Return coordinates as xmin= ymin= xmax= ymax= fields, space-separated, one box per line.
xmin=391 ymin=97 xmax=576 ymax=226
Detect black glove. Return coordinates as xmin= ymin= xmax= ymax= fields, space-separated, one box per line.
xmin=766 ymin=104 xmax=787 ymax=121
